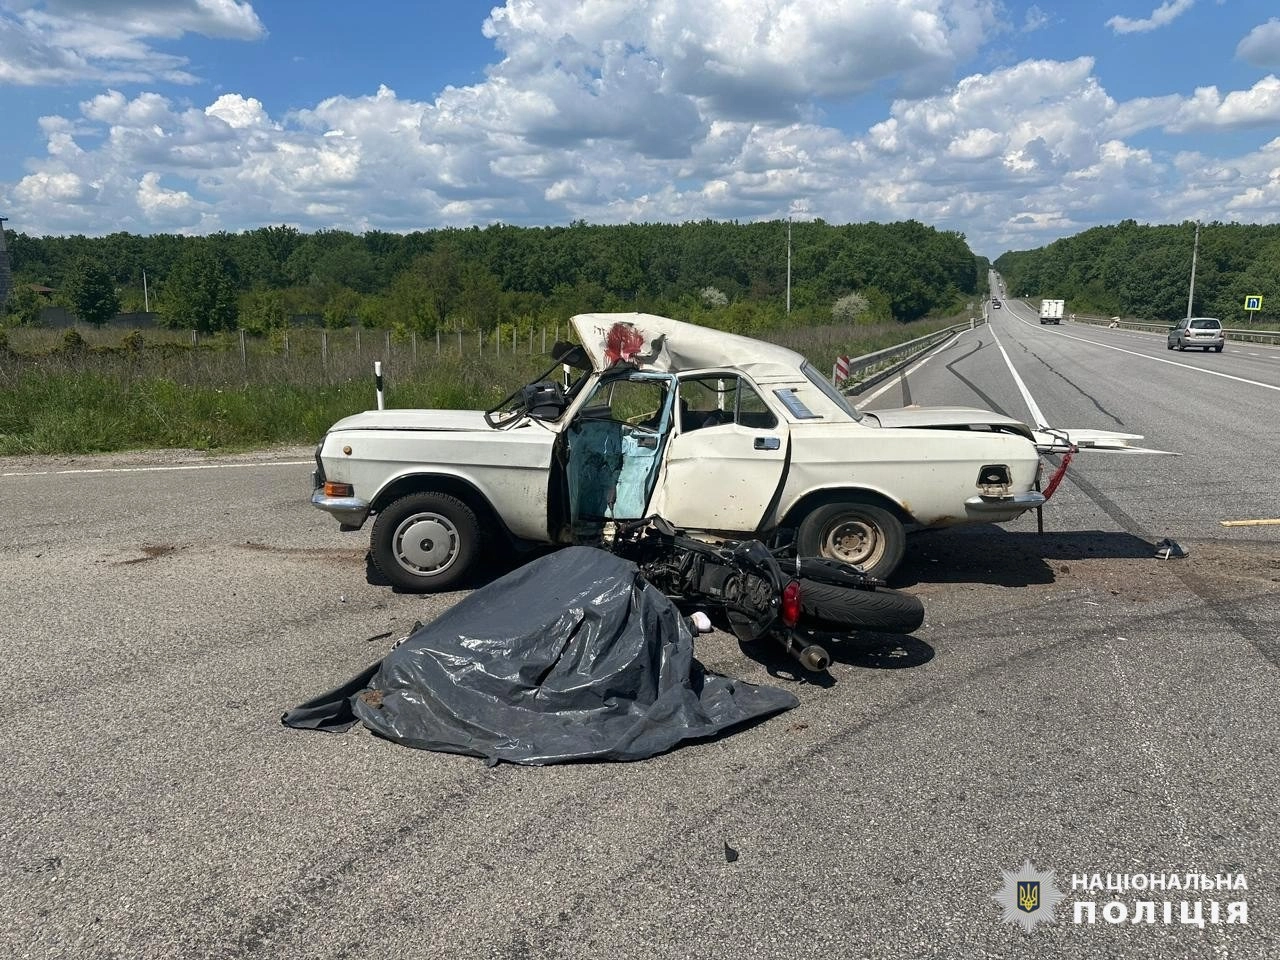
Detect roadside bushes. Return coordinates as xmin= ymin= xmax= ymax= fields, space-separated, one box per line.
xmin=61 ymin=328 xmax=86 ymax=353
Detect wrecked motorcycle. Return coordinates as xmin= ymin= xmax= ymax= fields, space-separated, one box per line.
xmin=611 ymin=517 xmax=924 ymax=671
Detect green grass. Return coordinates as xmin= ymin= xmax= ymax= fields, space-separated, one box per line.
xmin=0 ymin=314 xmax=971 ymax=455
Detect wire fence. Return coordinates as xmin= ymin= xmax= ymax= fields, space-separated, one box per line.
xmin=1 ymin=323 xmax=579 ymax=390
xmin=1 ymin=314 xmax=973 ymax=392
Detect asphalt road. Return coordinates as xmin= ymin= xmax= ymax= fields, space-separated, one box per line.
xmin=1 ymin=306 xmax=1277 ymax=959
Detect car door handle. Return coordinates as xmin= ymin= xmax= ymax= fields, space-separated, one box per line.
xmin=753 ymin=437 xmax=780 ymax=451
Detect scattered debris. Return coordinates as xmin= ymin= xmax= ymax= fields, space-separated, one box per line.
xmin=724 ymin=841 xmax=739 ymax=863
xmin=1154 ymin=538 xmax=1188 ymax=560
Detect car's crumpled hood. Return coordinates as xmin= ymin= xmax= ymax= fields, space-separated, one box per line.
xmin=862 ymin=406 xmax=1036 ymax=439
xmin=864 ymin=407 xmax=1159 ymax=453
xmin=326 ymin=409 xmax=490 ymax=432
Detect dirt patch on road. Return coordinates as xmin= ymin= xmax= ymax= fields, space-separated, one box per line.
xmin=238 ymin=541 xmax=369 ymax=562
xmin=895 ymin=527 xmax=1280 ymax=606
xmin=115 ymin=544 xmax=181 ymax=566
xmin=1173 ymin=540 xmax=1280 ymax=590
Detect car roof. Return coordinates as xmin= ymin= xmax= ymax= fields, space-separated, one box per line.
xmin=570 ymin=312 xmax=808 ymax=379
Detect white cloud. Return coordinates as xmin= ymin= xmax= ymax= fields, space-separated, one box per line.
xmin=15 ymin=169 xmax=94 ymax=204
xmin=5 ymin=1 xmax=1280 ymax=256
xmin=38 ymin=0 xmax=265 ymax=39
xmin=1237 ymin=19 xmax=1280 ymax=68
xmin=0 ymin=0 xmax=264 ymax=86
xmin=136 ymin=170 xmax=201 ymax=226
xmin=205 ymin=93 xmax=273 ymax=130
xmin=1022 ymin=6 xmax=1051 ymax=33
xmin=1166 ymin=75 xmax=1280 ymax=131
xmin=1106 ymin=0 xmax=1195 ymax=35
xmin=482 ymin=0 xmax=1000 ymax=121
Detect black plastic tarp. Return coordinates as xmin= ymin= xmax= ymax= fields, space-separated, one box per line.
xmin=283 ymin=546 xmax=797 ymax=764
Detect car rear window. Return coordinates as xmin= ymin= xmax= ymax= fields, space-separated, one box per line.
xmin=1190 ymin=318 xmax=1221 ymax=329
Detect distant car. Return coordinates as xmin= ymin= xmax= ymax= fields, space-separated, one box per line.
xmin=992 ymin=299 xmax=1002 ymax=309
xmin=1167 ymin=317 xmax=1224 ymax=352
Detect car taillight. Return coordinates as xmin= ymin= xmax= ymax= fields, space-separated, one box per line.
xmin=323 ymin=481 xmax=354 ymax=497
xmin=781 ymin=580 xmax=801 ymax=627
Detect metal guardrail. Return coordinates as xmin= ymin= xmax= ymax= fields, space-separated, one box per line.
xmin=1067 ymin=313 xmax=1280 ymax=345
xmin=840 ymin=317 xmax=986 ymax=395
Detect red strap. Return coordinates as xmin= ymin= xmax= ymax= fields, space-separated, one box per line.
xmin=1042 ymin=449 xmax=1074 ymax=500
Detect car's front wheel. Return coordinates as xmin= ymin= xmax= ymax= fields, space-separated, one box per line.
xmin=797 ymin=501 xmax=906 ymax=581
xmin=1214 ymin=345 xmax=1224 ymax=352
xmin=371 ymin=491 xmax=480 ymax=591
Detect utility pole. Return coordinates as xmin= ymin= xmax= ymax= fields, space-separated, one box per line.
xmin=143 ymin=268 xmax=149 ymax=312
xmin=0 ymin=215 xmax=11 ymax=308
xmin=1186 ymin=221 xmax=1200 ymax=320
xmin=786 ymin=215 xmax=792 ymax=315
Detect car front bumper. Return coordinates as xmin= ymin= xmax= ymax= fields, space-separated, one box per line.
xmin=311 ymin=486 xmax=371 ymax=528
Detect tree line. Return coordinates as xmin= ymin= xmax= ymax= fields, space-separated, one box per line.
xmin=2 ymin=219 xmax=987 ymax=335
xmin=994 ymin=220 xmax=1280 ymax=325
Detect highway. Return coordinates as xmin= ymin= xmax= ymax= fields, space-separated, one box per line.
xmin=1 ymin=306 xmax=1277 ymax=958
xmin=861 ymin=286 xmax=1280 ymax=545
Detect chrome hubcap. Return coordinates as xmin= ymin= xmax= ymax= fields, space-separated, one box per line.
xmin=395 ymin=513 xmax=459 ymax=575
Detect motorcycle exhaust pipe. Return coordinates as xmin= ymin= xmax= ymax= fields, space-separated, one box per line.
xmin=777 ymin=631 xmax=831 ymax=672
xmin=798 ymin=644 xmax=832 ymax=672
xmin=777 ymin=580 xmax=831 ymax=671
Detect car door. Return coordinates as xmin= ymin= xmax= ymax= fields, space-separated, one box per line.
xmin=651 ymin=374 xmax=789 ymax=533
xmin=560 ymin=371 xmax=677 ymax=537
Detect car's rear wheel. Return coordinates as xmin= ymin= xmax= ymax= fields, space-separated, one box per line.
xmin=371 ymin=491 xmax=480 ymax=591
xmin=797 ymin=501 xmax=906 ymax=581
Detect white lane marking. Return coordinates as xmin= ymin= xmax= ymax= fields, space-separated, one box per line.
xmin=2 ymin=459 xmax=312 ymax=479
xmin=988 ymin=325 xmax=1049 ymax=428
xmin=853 ymin=330 xmax=969 ymax=409
xmin=1008 ymin=314 xmax=1280 ymax=394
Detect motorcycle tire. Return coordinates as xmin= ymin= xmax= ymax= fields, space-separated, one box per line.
xmin=798 ymin=578 xmax=924 ymax=635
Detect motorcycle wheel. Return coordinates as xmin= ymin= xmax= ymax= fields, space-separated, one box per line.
xmin=797 ymin=578 xmax=924 ymax=634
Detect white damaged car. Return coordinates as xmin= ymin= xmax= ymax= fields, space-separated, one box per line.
xmin=312 ymin=312 xmax=1066 ymax=590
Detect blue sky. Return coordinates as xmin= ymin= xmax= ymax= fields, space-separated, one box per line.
xmin=2 ymin=0 xmax=1279 ymax=257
